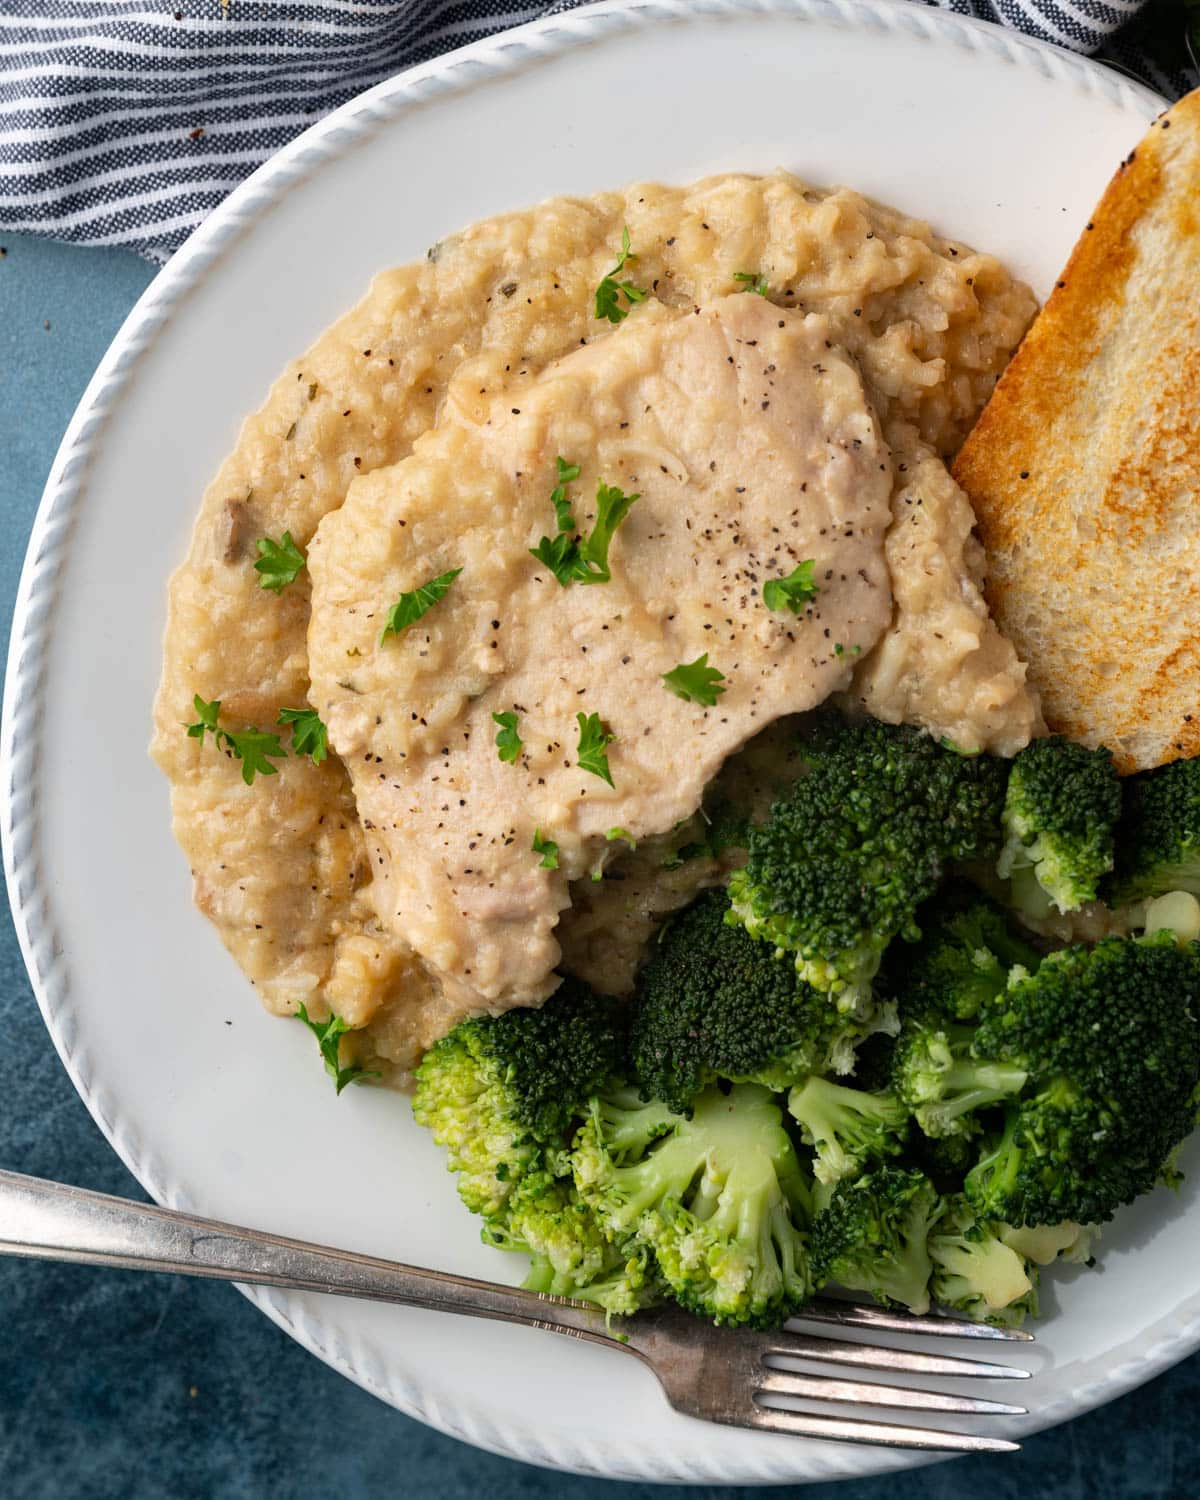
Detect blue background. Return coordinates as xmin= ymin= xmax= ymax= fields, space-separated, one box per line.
xmin=0 ymin=233 xmax=1194 ymax=1499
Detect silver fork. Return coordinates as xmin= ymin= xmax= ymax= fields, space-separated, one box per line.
xmin=0 ymin=1169 xmax=1030 ymax=1454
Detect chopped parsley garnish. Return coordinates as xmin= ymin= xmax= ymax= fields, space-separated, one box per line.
xmin=594 ymin=226 xmax=649 ymax=324
xmin=733 ymin=271 xmax=770 ymax=297
xmin=529 ymin=531 xmax=582 ymax=586
xmin=184 ymin=694 xmax=288 ymax=785
xmin=551 ymin=455 xmax=580 ymax=530
xmin=254 ymin=531 xmax=306 ymax=593
xmin=576 ymin=711 xmax=616 ymax=787
xmin=278 ymin=706 xmax=328 ymax=765
xmin=221 ymin=727 xmax=288 ymax=784
xmin=185 ymin=693 xmax=222 ymax=747
xmin=380 ymin=567 xmax=462 ymax=644
xmin=606 ymin=827 xmax=637 ymax=849
xmin=529 ymin=461 xmax=639 ymax=587
xmin=491 ymin=710 xmax=523 ymax=764
xmin=662 ymin=652 xmax=727 ymax=706
xmin=532 ymin=829 xmax=559 ymax=868
xmin=582 ymin=482 xmax=639 ymax=582
xmin=296 ymin=1002 xmax=378 ymax=1094
xmin=762 ymin=559 xmax=819 ymax=615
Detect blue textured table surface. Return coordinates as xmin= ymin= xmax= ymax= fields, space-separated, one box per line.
xmin=0 ymin=233 xmax=1194 ymax=1500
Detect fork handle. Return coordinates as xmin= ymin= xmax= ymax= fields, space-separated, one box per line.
xmin=0 ymin=1168 xmax=616 ymax=1345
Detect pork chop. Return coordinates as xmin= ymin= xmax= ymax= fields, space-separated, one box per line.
xmin=306 ymin=294 xmax=894 ymax=1013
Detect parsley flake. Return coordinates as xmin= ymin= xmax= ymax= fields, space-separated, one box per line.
xmin=492 ymin=710 xmax=524 ymax=764
xmin=529 ymin=461 xmax=639 ymax=587
xmin=254 ymin=531 xmax=306 ymax=593
xmin=380 ymin=567 xmax=462 ymax=644
xmin=184 ymin=694 xmax=287 ymax=785
xmin=581 ymin=482 xmax=639 ymax=582
xmin=529 ymin=531 xmax=581 ymax=585
xmin=278 ymin=706 xmax=328 ymax=765
xmin=551 ymin=455 xmax=580 ymax=530
xmin=532 ymin=829 xmax=559 ymax=868
xmin=296 ymin=1002 xmax=378 ymax=1094
xmin=762 ymin=559 xmax=819 ymax=615
xmin=662 ymin=653 xmax=727 ymax=707
xmin=576 ymin=712 xmax=616 ymax=787
xmin=733 ymin=271 xmax=770 ymax=297
xmin=594 ymin=226 xmax=649 ymax=324
xmin=606 ymin=827 xmax=637 ymax=849
xmin=185 ymin=693 xmax=222 ymax=746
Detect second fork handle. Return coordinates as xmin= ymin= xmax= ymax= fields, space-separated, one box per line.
xmin=0 ymin=1168 xmax=616 ymax=1345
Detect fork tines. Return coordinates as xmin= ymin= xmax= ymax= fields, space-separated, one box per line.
xmin=747 ymin=1303 xmax=1033 ymax=1453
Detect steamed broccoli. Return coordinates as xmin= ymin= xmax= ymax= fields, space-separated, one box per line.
xmin=412 ymin=979 xmax=654 ymax=1311
xmin=573 ymin=1082 xmax=813 ymax=1326
xmin=520 ymin=1233 xmax=657 ymax=1316
xmin=963 ymin=933 xmax=1200 ymax=1226
xmin=727 ymin=715 xmax=1007 ymax=1008
xmin=889 ymin=893 xmax=1038 ymax=1137
xmin=630 ymin=889 xmax=892 ymax=1111
xmin=911 ymin=1128 xmax=979 ymax=1193
xmin=892 ymin=1017 xmax=1028 ymax=1140
xmin=809 ymin=1166 xmax=941 ymax=1314
xmin=997 ymin=735 xmax=1121 ymax=916
xmin=1108 ymin=755 xmax=1200 ymax=906
xmin=412 ymin=978 xmax=627 ymax=1211
xmin=928 ymin=1199 xmax=1038 ymax=1326
xmin=787 ymin=1075 xmax=909 ymax=1185
xmin=886 ymin=891 xmax=1041 ymax=1023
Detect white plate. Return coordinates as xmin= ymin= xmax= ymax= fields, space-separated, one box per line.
xmin=2 ymin=0 xmax=1184 ymax=1484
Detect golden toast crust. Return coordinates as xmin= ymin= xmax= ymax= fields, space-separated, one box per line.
xmin=953 ymin=89 xmax=1200 ymax=773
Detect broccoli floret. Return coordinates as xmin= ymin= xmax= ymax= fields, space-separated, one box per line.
xmin=892 ymin=1018 xmax=1027 ymax=1139
xmin=1108 ymin=755 xmax=1200 ymax=906
xmin=997 ymin=735 xmax=1121 ymax=916
xmin=928 ymin=1199 xmax=1038 ymax=1326
xmin=809 ymin=1166 xmax=941 ymax=1314
xmin=573 ymin=1082 xmax=812 ymax=1327
xmin=520 ymin=1232 xmax=658 ymax=1316
xmin=482 ymin=1179 xmax=646 ymax=1304
xmin=888 ymin=893 xmax=1039 ymax=1136
xmin=963 ymin=934 xmax=1200 ymax=1226
xmin=911 ymin=1128 xmax=978 ymax=1193
xmin=787 ymin=1076 xmax=909 ymax=1185
xmin=727 ymin=715 xmax=1006 ymax=1008
xmin=887 ymin=890 xmax=1041 ymax=1023
xmin=412 ymin=979 xmax=654 ymax=1313
xmin=630 ymin=889 xmax=893 ymax=1111
xmin=412 ymin=978 xmax=627 ymax=1214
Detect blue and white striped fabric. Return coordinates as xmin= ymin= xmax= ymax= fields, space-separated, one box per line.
xmin=0 ymin=0 xmax=1194 ymax=262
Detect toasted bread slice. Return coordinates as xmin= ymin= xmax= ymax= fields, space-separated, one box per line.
xmin=953 ymin=89 xmax=1200 ymax=774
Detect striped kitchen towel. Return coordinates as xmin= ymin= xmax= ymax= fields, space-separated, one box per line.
xmin=1 ymin=0 xmax=1196 ymax=263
